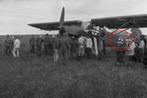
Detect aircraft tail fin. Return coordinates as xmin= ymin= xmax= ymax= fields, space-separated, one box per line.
xmin=59 ymin=7 xmax=65 ymax=28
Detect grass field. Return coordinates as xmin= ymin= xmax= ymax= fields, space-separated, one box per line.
xmin=0 ymin=35 xmax=147 ymax=98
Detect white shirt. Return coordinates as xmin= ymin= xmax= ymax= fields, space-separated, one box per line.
xmin=14 ymin=38 xmax=21 ymax=49
xmin=98 ymin=39 xmax=104 ymax=51
xmin=78 ymin=36 xmax=86 ymax=45
xmin=86 ymin=38 xmax=93 ymax=48
xmin=128 ymin=42 xmax=136 ymax=56
xmin=139 ymin=40 xmax=145 ymax=49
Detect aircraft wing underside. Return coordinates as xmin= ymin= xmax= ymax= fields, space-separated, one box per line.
xmin=91 ymin=14 xmax=147 ymax=29
xmin=28 ymin=20 xmax=82 ymax=31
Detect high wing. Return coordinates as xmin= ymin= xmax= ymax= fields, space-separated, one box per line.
xmin=91 ymin=14 xmax=147 ymax=29
xmin=28 ymin=20 xmax=82 ymax=31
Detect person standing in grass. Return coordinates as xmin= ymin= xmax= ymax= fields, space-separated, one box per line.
xmin=4 ymin=35 xmax=12 ymax=55
xmin=116 ymin=36 xmax=127 ymax=66
xmin=53 ymin=35 xmax=60 ymax=62
xmin=44 ymin=34 xmax=50 ymax=55
xmin=78 ymin=35 xmax=86 ymax=59
xmin=12 ymin=36 xmax=21 ymax=58
xmin=70 ymin=36 xmax=79 ymax=59
xmin=59 ymin=33 xmax=71 ymax=61
xmin=29 ymin=35 xmax=36 ymax=53
xmin=143 ymin=45 xmax=147 ymax=69
xmin=134 ymin=39 xmax=140 ymax=62
xmin=127 ymin=39 xmax=136 ymax=62
xmin=85 ymin=36 xmax=93 ymax=59
xmin=36 ymin=35 xmax=43 ymax=56
xmin=138 ymin=35 xmax=146 ymax=62
xmin=98 ymin=37 xmax=104 ymax=60
xmin=48 ymin=36 xmax=54 ymax=57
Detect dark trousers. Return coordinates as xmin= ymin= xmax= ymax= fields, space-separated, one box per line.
xmin=59 ymin=48 xmax=69 ymax=61
xmin=138 ymin=48 xmax=144 ymax=62
xmin=134 ymin=47 xmax=140 ymax=62
xmin=85 ymin=48 xmax=92 ymax=59
xmin=44 ymin=45 xmax=53 ymax=56
xmin=36 ymin=46 xmax=42 ymax=56
xmin=103 ymin=44 xmax=106 ymax=55
xmin=48 ymin=45 xmax=53 ymax=56
xmin=98 ymin=50 xmax=104 ymax=60
xmin=129 ymin=56 xmax=135 ymax=61
xmin=30 ymin=45 xmax=35 ymax=53
xmin=44 ymin=45 xmax=49 ymax=55
xmin=71 ymin=50 xmax=78 ymax=59
xmin=116 ymin=51 xmax=125 ymax=64
xmin=143 ymin=49 xmax=147 ymax=68
xmin=143 ymin=57 xmax=147 ymax=68
xmin=5 ymin=46 xmax=11 ymax=55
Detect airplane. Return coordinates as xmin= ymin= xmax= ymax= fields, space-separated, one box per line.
xmin=28 ymin=7 xmax=147 ymax=54
xmin=28 ymin=7 xmax=147 ymax=36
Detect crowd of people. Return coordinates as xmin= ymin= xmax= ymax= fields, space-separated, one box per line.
xmin=28 ymin=32 xmax=105 ymax=62
xmin=115 ymin=34 xmax=147 ymax=68
xmin=3 ymin=29 xmax=147 ymax=68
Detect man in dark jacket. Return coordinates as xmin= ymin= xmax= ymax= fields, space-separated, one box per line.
xmin=44 ymin=34 xmax=49 ymax=55
xmin=36 ymin=35 xmax=43 ymax=56
xmin=29 ymin=36 xmax=36 ymax=53
xmin=4 ymin=35 xmax=12 ymax=55
xmin=59 ymin=33 xmax=71 ymax=61
xmin=70 ymin=36 xmax=79 ymax=59
xmin=143 ymin=47 xmax=147 ymax=68
xmin=138 ymin=35 xmax=146 ymax=62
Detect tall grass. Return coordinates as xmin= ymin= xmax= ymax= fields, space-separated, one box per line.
xmin=0 ymin=35 xmax=146 ymax=98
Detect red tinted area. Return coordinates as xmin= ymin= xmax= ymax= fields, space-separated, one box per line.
xmin=108 ymin=29 xmax=133 ymax=51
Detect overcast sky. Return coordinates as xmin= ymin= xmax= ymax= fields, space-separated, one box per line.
xmin=0 ymin=0 xmax=147 ymax=35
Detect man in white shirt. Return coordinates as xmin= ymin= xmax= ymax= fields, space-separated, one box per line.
xmin=127 ymin=40 xmax=136 ymax=61
xmin=139 ymin=39 xmax=145 ymax=49
xmin=85 ymin=37 xmax=93 ymax=59
xmin=12 ymin=37 xmax=21 ymax=58
xmin=78 ymin=36 xmax=86 ymax=58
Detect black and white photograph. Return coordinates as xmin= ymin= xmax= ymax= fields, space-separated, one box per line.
xmin=0 ymin=0 xmax=147 ymax=97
